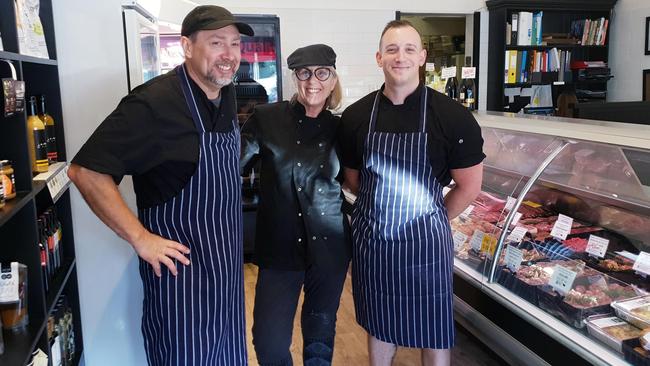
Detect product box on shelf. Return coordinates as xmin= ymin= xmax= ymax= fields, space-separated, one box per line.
xmin=537 ymin=273 xmax=638 ymax=329
xmin=623 ymin=336 xmax=650 ymax=366
xmin=585 ymin=314 xmax=644 ymax=353
xmin=612 ymin=296 xmax=650 ymax=330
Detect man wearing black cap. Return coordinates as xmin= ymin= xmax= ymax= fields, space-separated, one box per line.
xmin=68 ymin=5 xmax=253 ymax=365
xmin=241 ymin=44 xmax=350 ymax=366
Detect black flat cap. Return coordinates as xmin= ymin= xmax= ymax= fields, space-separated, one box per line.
xmin=181 ymin=5 xmax=254 ymax=37
xmin=287 ymin=44 xmax=337 ymax=70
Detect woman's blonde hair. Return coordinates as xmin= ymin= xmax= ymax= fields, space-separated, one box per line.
xmin=291 ymin=69 xmax=342 ymax=111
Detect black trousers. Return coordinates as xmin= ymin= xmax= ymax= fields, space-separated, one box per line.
xmin=252 ymin=262 xmax=348 ymax=366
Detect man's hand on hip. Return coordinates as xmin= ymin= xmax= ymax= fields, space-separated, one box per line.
xmin=132 ymin=230 xmax=191 ymax=277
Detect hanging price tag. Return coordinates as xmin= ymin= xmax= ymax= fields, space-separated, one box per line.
xmin=505 ymin=196 xmax=517 ymax=211
xmin=441 ymin=66 xmax=457 ymax=79
xmin=460 ymin=204 xmax=474 ymax=220
xmin=505 ymin=245 xmax=524 ymax=272
xmin=425 ymin=62 xmax=436 ymax=72
xmin=550 ymin=214 xmax=573 ymax=240
xmin=585 ymin=235 xmax=609 ymax=258
xmin=452 ymin=231 xmax=468 ymax=252
xmin=461 ymin=67 xmax=476 ymax=79
xmin=549 ymin=265 xmax=578 ymax=295
xmin=510 ymin=212 xmax=523 ymax=226
xmin=470 ymin=230 xmax=484 ymax=252
xmin=633 ymin=252 xmax=650 ymax=276
xmin=481 ymin=235 xmax=498 ymax=258
xmin=506 ymin=226 xmax=528 ymax=243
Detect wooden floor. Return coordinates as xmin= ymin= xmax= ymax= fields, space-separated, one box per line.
xmin=243 ymin=264 xmax=507 ymax=366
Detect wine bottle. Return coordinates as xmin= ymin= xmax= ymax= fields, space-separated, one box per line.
xmin=39 ymin=95 xmax=57 ymax=164
xmin=458 ymin=78 xmax=467 ymax=106
xmin=27 ymin=96 xmax=49 ymax=173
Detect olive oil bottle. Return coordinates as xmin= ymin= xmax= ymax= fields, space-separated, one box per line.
xmin=27 ymin=96 xmax=49 ymax=173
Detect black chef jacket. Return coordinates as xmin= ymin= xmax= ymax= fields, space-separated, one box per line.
xmin=241 ymin=100 xmax=350 ymax=271
xmin=71 ymin=66 xmax=237 ymax=209
xmin=338 ymin=85 xmax=485 ymax=186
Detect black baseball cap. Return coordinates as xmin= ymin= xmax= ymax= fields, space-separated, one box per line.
xmin=181 ymin=5 xmax=254 ymax=37
xmin=287 ymin=44 xmax=337 ymax=70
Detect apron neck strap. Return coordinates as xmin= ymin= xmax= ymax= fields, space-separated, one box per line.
xmin=177 ymin=63 xmax=206 ymax=133
xmin=369 ymin=85 xmax=428 ymax=133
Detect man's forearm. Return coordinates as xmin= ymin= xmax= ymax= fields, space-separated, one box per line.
xmin=444 ymin=185 xmax=479 ymax=220
xmin=68 ymin=164 xmax=146 ymax=246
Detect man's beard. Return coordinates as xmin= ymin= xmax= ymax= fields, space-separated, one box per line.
xmin=206 ymin=69 xmax=233 ymax=87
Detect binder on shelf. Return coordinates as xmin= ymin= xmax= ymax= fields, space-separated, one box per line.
xmin=511 ymin=13 xmax=518 ymax=46
xmin=508 ymin=50 xmax=517 ymax=83
xmin=517 ymin=12 xmax=533 ymax=46
xmin=506 ymin=23 xmax=512 ymax=46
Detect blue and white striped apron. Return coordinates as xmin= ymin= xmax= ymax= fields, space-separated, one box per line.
xmin=351 ymin=86 xmax=455 ymax=349
xmin=137 ymin=64 xmax=247 ymax=365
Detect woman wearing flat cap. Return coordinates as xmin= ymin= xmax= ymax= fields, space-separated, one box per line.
xmin=241 ymin=44 xmax=351 ymax=365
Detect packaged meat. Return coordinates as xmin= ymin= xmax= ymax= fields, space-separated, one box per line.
xmin=586 ymin=315 xmax=644 ymax=353
xmin=612 ymin=296 xmax=650 ymax=330
xmin=537 ymin=271 xmax=632 ymax=328
xmin=496 ymin=267 xmax=541 ymax=306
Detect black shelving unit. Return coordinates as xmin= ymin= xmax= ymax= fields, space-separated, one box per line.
xmin=0 ymin=0 xmax=84 ymax=365
xmin=485 ymin=0 xmax=617 ymax=112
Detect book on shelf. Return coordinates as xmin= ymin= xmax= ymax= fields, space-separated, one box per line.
xmin=570 ymin=17 xmax=609 ymax=45
xmin=504 ymin=48 xmax=572 ymax=84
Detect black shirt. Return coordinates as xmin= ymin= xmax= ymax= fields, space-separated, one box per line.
xmin=71 ymin=67 xmax=238 ymax=209
xmin=241 ymin=101 xmax=350 ymax=271
xmin=339 ymin=85 xmax=485 ymax=186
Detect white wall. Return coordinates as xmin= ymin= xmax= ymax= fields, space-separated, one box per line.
xmin=54 ymin=1 xmax=485 ymax=365
xmin=53 ymin=1 xmax=147 ymax=365
xmin=607 ymin=0 xmax=650 ymax=101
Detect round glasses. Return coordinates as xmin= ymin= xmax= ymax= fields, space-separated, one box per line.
xmin=295 ymin=67 xmax=333 ymax=81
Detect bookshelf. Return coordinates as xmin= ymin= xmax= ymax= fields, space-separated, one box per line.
xmin=0 ymin=0 xmax=84 ymax=365
xmin=485 ymin=0 xmax=617 ymax=113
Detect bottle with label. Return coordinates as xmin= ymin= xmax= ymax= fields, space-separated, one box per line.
xmin=27 ymin=96 xmax=49 ymax=173
xmin=38 ymin=95 xmax=57 ymax=164
xmin=463 ymin=56 xmax=476 ymax=111
xmin=444 ymin=70 xmax=458 ymax=101
xmin=458 ymin=78 xmax=467 ymax=106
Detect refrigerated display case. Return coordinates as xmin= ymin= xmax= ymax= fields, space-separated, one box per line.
xmin=452 ymin=112 xmax=650 ymax=366
xmin=234 ymin=15 xmax=282 ymax=125
xmin=122 ymin=2 xmax=161 ymax=92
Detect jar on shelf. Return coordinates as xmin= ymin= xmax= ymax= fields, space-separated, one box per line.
xmin=0 ymin=160 xmax=16 ymax=201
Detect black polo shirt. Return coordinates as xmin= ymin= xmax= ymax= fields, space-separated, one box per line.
xmin=241 ymin=101 xmax=350 ymax=271
xmin=71 ymin=67 xmax=237 ymax=209
xmin=338 ymin=85 xmax=485 ymax=186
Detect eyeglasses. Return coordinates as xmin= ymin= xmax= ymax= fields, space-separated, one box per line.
xmin=295 ymin=67 xmax=333 ymax=81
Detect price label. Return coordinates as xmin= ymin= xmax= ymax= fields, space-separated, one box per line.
xmin=510 ymin=212 xmax=523 ymax=226
xmin=633 ymin=251 xmax=650 ymax=276
xmin=506 ymin=226 xmax=528 ymax=243
xmin=549 ymin=265 xmax=578 ymax=295
xmin=470 ymin=230 xmax=485 ymax=252
xmin=452 ymin=231 xmax=468 ymax=252
xmin=461 ymin=67 xmax=476 ymax=79
xmin=585 ymin=235 xmax=610 ymax=258
xmin=481 ymin=235 xmax=498 ymax=258
xmin=425 ymin=62 xmax=436 ymax=72
xmin=460 ymin=204 xmax=474 ymax=220
xmin=590 ymin=316 xmax=626 ymax=329
xmin=550 ymin=214 xmax=573 ymax=240
xmin=505 ymin=196 xmax=517 ymax=211
xmin=441 ymin=66 xmax=457 ymax=79
xmin=505 ymin=245 xmax=524 ymax=272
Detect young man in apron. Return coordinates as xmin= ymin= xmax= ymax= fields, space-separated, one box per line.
xmin=69 ymin=6 xmax=252 ymax=365
xmin=338 ymin=20 xmax=485 ymax=366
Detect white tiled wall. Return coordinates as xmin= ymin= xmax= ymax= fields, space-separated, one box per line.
xmin=272 ymin=8 xmax=391 ymax=109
